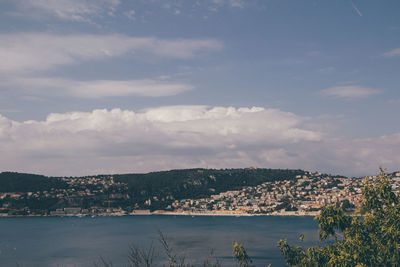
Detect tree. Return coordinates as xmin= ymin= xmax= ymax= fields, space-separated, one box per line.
xmin=233 ymin=242 xmax=254 ymax=267
xmin=278 ymin=169 xmax=400 ymax=266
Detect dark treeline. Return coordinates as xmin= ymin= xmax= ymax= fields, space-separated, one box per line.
xmin=0 ymin=172 xmax=67 ymax=192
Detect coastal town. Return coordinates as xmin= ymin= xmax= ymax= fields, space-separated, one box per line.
xmin=1 ymin=171 xmax=400 ymax=217
xmin=171 ymin=172 xmax=366 ymax=216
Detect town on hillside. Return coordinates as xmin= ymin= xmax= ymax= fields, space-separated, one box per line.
xmin=1 ymin=170 xmax=399 ymax=217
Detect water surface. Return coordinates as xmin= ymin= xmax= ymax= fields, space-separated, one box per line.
xmin=0 ymin=216 xmax=319 ymax=266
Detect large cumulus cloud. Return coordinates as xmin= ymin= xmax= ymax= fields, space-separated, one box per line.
xmin=0 ymin=106 xmax=319 ymax=175
xmin=0 ymin=106 xmax=398 ymax=177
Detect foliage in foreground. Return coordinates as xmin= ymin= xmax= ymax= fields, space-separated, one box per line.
xmin=95 ymin=233 xmax=259 ymax=267
xmin=94 ymin=231 xmax=222 ymax=267
xmin=233 ymin=242 xmax=254 ymax=267
xmin=278 ymin=169 xmax=400 ymax=266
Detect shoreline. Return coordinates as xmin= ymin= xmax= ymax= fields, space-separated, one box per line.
xmin=0 ymin=211 xmax=320 ymax=218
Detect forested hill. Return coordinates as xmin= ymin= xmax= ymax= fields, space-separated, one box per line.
xmin=0 ymin=172 xmax=67 ymax=192
xmin=111 ymin=168 xmax=306 ymax=208
xmin=0 ymin=168 xmax=306 ymax=210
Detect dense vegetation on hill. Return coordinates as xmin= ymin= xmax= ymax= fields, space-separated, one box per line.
xmin=0 ymin=172 xmax=67 ymax=192
xmin=0 ymin=168 xmax=306 ymax=211
xmin=112 ymin=168 xmax=306 ymax=209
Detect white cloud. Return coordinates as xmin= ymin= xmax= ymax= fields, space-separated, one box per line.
xmin=0 ymin=115 xmax=12 ymax=139
xmin=255 ymin=134 xmax=400 ymax=177
xmin=0 ymin=106 xmax=321 ymax=175
xmin=5 ymin=77 xmax=193 ymax=98
xmin=0 ymin=33 xmax=223 ymax=73
xmin=321 ymin=85 xmax=380 ymax=99
xmin=388 ymin=98 xmax=400 ymax=104
xmin=211 ymin=0 xmax=245 ymax=8
xmin=0 ymin=33 xmax=220 ymax=99
xmin=8 ymin=0 xmax=260 ymax=22
xmin=1 ymin=106 xmax=398 ymax=177
xmin=124 ymin=9 xmax=135 ymax=20
xmin=317 ymin=134 xmax=400 ymax=176
xmin=383 ymin=48 xmax=400 ymax=57
xmin=15 ymin=0 xmax=120 ymax=22
xmin=318 ymin=66 xmax=335 ymax=74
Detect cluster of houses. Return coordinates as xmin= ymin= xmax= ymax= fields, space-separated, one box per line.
xmin=170 ymin=172 xmax=400 ymax=215
xmin=0 ymin=176 xmax=129 ymax=216
xmin=1 ymin=171 xmax=400 ymax=216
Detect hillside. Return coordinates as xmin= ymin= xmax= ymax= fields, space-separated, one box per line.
xmin=112 ymin=168 xmax=306 ymax=209
xmin=0 ymin=168 xmax=306 ymax=212
xmin=0 ymin=172 xmax=67 ymax=192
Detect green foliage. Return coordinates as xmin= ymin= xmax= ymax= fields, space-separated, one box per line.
xmin=233 ymin=242 xmax=254 ymax=267
xmin=278 ymin=169 xmax=400 ymax=266
xmin=0 ymin=172 xmax=67 ymax=192
xmin=275 ymin=197 xmax=298 ymax=211
xmin=315 ymin=206 xmax=351 ymax=241
xmin=339 ymin=199 xmax=355 ymax=211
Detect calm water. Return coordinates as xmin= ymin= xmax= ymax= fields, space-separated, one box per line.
xmin=0 ymin=216 xmax=319 ymax=267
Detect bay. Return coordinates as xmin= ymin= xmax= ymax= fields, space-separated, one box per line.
xmin=0 ymin=216 xmax=319 ymax=267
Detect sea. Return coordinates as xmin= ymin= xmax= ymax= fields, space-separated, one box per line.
xmin=0 ymin=216 xmax=320 ymax=267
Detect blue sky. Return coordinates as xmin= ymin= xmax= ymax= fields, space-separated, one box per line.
xmin=0 ymin=0 xmax=399 ymax=176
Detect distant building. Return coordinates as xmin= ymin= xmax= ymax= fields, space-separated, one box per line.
xmin=50 ymin=208 xmax=65 ymax=216
xmin=131 ymin=209 xmax=151 ymax=215
xmin=64 ymin=207 xmax=81 ymax=215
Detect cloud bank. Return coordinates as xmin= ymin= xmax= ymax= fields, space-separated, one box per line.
xmin=0 ymin=106 xmax=398 ymax=177
xmin=15 ymin=0 xmax=120 ymax=22
xmin=12 ymin=0 xmax=251 ymax=21
xmin=0 ymin=32 xmax=221 ymax=98
xmin=321 ymin=85 xmax=380 ymax=99
xmin=0 ymin=33 xmax=223 ymax=73
xmin=383 ymin=48 xmax=400 ymax=57
xmin=5 ymin=78 xmax=193 ymax=98
xmin=0 ymin=106 xmax=320 ymax=175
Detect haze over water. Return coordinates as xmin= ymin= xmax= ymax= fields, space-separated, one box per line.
xmin=0 ymin=216 xmax=319 ymax=267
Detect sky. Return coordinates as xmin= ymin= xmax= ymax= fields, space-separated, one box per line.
xmin=0 ymin=0 xmax=399 ymax=177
